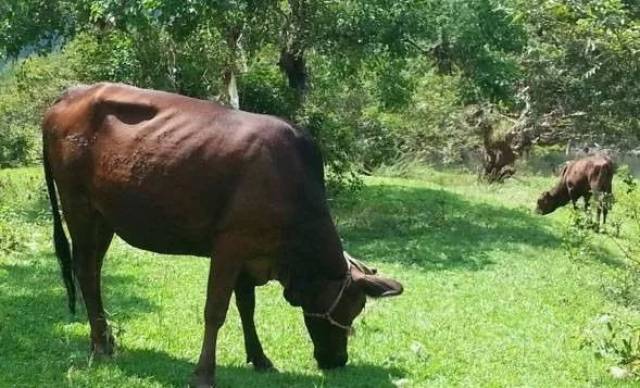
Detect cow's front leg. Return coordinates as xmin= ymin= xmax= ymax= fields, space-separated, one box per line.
xmin=191 ymin=236 xmax=242 ymax=388
xmin=583 ymin=192 xmax=591 ymax=212
xmin=567 ymin=186 xmax=578 ymax=210
xmin=235 ymin=275 xmax=274 ymax=371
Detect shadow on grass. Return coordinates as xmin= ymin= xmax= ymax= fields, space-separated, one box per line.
xmin=0 ymin=254 xmax=403 ymax=387
xmin=0 ymin=255 xmax=158 ymax=385
xmin=587 ymin=240 xmax=626 ymax=268
xmin=116 ymin=346 xmax=403 ymax=387
xmin=334 ymin=183 xmax=561 ymax=271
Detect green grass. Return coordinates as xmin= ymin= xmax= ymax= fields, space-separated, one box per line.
xmin=0 ymin=166 xmax=636 ymax=387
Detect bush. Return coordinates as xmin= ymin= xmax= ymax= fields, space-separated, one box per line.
xmin=353 ymin=66 xmax=471 ymax=170
xmin=561 ymin=207 xmax=596 ymax=262
xmin=65 ymin=32 xmax=141 ymax=85
xmin=581 ymin=314 xmax=640 ymax=379
xmin=0 ymin=169 xmax=48 ymax=254
xmin=0 ymin=211 xmax=23 ymax=253
xmin=0 ymin=53 xmax=78 ymax=167
xmin=238 ymin=50 xmax=297 ymax=118
xmin=576 ymin=166 xmax=640 ymax=380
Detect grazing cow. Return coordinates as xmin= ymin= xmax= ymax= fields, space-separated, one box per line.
xmin=42 ymin=83 xmax=403 ymax=388
xmin=536 ymin=155 xmax=614 ymax=225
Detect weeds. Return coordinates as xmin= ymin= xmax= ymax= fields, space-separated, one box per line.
xmin=605 ymin=167 xmax=640 ymax=306
xmin=575 ymin=166 xmax=640 ymax=380
xmin=561 ymin=208 xmax=595 ymax=263
xmin=581 ymin=314 xmax=640 ymax=379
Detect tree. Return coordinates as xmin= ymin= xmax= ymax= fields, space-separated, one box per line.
xmin=0 ymin=0 xmax=77 ymax=59
xmin=517 ymin=0 xmax=640 ymax=147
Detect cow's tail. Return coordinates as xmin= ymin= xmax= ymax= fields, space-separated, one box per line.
xmin=607 ymin=157 xmax=617 ymax=176
xmin=43 ymin=143 xmax=76 ymax=314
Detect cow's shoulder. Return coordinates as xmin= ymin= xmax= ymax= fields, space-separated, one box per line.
xmin=218 ymin=109 xmax=309 ymax=148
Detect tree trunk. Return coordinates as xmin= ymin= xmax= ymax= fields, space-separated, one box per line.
xmin=278 ymin=48 xmax=307 ymax=107
xmin=222 ymin=70 xmax=240 ymax=110
xmin=433 ymin=30 xmax=452 ymax=75
xmin=220 ymin=26 xmax=243 ymax=110
xmin=477 ymin=111 xmax=517 ymax=183
xmin=279 ymin=0 xmax=309 ymax=110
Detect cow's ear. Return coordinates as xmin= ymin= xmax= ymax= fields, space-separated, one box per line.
xmin=345 ymin=251 xmax=377 ymax=275
xmin=355 ymin=274 xmax=403 ymax=298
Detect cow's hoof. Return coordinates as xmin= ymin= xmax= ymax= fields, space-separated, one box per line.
xmin=189 ymin=373 xmax=215 ymax=388
xmin=91 ymin=334 xmax=115 ymax=358
xmin=251 ymin=355 xmax=275 ymax=372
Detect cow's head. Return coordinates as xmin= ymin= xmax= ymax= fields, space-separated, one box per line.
xmin=301 ymin=252 xmax=403 ymax=369
xmin=536 ymin=191 xmax=556 ymax=214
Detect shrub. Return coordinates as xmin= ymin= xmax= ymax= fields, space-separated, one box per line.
xmin=581 ymin=314 xmax=640 ymax=380
xmin=0 ymin=53 xmax=78 ymax=167
xmin=238 ymin=50 xmax=297 ymax=118
xmin=577 ymin=166 xmax=640 ymax=379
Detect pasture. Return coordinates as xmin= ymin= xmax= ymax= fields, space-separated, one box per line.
xmin=0 ymin=166 xmax=635 ymax=387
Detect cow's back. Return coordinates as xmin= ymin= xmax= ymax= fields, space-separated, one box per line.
xmin=562 ymin=155 xmax=614 ymax=194
xmin=43 ymin=83 xmax=324 ymax=257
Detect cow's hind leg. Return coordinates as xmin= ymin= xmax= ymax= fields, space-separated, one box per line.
xmin=596 ymin=193 xmax=612 ymax=229
xmin=191 ymin=234 xmax=244 ymax=388
xmin=583 ymin=192 xmax=594 ymax=227
xmin=602 ymin=183 xmax=613 ymax=227
xmin=235 ymin=274 xmax=274 ymax=371
xmin=66 ymin=207 xmax=114 ymax=355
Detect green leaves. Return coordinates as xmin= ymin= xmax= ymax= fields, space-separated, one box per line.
xmin=520 ymin=0 xmax=640 ymax=145
xmin=1 ymin=0 xmax=639 ymax=174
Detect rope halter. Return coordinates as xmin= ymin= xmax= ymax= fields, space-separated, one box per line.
xmin=303 ymin=258 xmax=354 ymax=333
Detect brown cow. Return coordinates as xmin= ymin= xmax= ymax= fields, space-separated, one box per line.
xmin=42 ymin=83 xmax=403 ymax=387
xmin=536 ymin=155 xmax=614 ymax=225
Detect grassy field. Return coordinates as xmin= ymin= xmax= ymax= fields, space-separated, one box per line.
xmin=0 ymin=166 xmax=637 ymax=387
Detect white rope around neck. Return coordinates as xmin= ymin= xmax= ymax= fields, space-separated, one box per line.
xmin=303 ymin=258 xmax=353 ymax=332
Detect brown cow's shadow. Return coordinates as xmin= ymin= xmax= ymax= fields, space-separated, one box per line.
xmin=114 ymin=346 xmax=403 ymax=387
xmin=0 ymin=258 xmax=157 ymax=386
xmin=0 ymin=256 xmax=404 ymax=387
xmin=333 ymin=183 xmax=564 ymax=271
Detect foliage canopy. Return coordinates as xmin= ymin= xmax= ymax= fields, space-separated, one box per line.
xmin=1 ymin=0 xmax=639 ymax=178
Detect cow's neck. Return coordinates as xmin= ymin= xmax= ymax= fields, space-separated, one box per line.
xmin=297 ymin=213 xmax=348 ymax=278
xmin=279 ymin=216 xmax=348 ymax=306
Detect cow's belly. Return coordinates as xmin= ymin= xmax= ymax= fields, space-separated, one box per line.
xmin=100 ymin=197 xmax=214 ymax=256
xmin=89 ymin=173 xmax=220 ymax=256
xmin=244 ymin=257 xmax=280 ymax=285
xmin=88 ymin=171 xmax=287 ymax=258
xmin=112 ymin=220 xmax=212 ymax=257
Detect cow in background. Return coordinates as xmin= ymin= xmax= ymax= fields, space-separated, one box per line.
xmin=536 ymin=155 xmax=614 ymax=226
